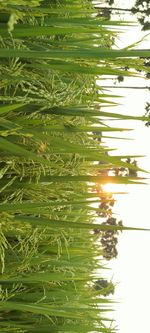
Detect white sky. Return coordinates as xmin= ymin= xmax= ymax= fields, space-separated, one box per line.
xmin=96 ymin=0 xmax=150 ymax=332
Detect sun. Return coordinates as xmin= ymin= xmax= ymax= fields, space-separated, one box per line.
xmin=103 ymin=183 xmax=116 ymax=193
xmin=102 ymin=183 xmax=126 ymax=194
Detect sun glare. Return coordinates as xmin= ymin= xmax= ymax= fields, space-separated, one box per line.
xmin=103 ymin=183 xmax=116 ymax=193
xmin=103 ymin=183 xmax=126 ymax=194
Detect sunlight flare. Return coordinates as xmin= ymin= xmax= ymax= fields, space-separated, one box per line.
xmin=102 ymin=183 xmax=127 ymax=194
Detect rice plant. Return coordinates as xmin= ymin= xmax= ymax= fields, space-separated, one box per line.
xmin=0 ymin=0 xmax=150 ymax=332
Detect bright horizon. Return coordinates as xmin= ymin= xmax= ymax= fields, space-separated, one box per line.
xmin=96 ymin=0 xmax=150 ymax=332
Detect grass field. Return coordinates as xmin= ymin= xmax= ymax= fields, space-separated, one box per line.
xmin=0 ymin=1 xmax=150 ymax=332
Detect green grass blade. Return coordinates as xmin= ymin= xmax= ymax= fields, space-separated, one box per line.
xmin=13 ymin=215 xmax=150 ymax=231
xmin=0 ymin=48 xmax=150 ymax=60
xmin=0 ymin=103 xmax=25 ymax=116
